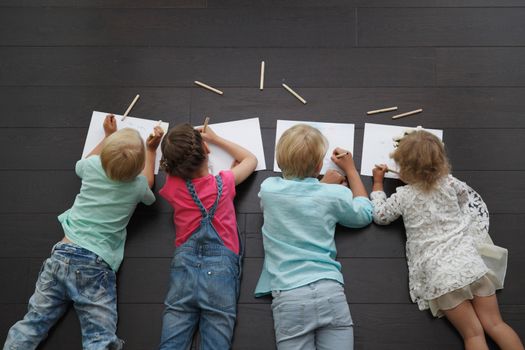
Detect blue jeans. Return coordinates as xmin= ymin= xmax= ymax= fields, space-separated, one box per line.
xmin=3 ymin=242 xmax=123 ymax=350
xmin=271 ymin=279 xmax=354 ymax=350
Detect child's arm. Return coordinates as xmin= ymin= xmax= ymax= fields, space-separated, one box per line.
xmin=198 ymin=126 xmax=257 ymax=185
xmin=87 ymin=114 xmax=117 ymax=157
xmin=320 ymin=169 xmax=346 ymax=185
xmin=331 ymin=148 xmax=368 ymax=198
xmin=142 ymin=126 xmax=164 ymax=188
xmin=372 ymin=164 xmax=388 ymax=192
xmin=370 ymin=164 xmax=403 ymax=225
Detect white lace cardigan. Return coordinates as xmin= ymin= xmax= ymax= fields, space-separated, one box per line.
xmin=370 ymin=175 xmax=497 ymax=311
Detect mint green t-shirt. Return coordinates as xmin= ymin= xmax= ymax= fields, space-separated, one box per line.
xmin=58 ymin=155 xmax=155 ymax=271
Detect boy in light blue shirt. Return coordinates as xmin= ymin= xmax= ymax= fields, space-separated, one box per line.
xmin=4 ymin=115 xmax=163 ymax=350
xmin=255 ymin=124 xmax=373 ymax=350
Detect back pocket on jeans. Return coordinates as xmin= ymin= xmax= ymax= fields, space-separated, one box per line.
xmin=204 ymin=264 xmax=238 ymax=310
xmin=274 ymin=303 xmax=305 ymax=337
xmin=37 ymin=258 xmax=59 ymax=292
xmin=75 ymin=267 xmax=111 ymax=302
xmin=328 ymin=294 xmax=353 ymax=327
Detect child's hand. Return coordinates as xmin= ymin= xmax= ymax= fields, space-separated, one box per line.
xmin=103 ymin=114 xmax=117 ymax=137
xmin=146 ymin=126 xmax=164 ymax=151
xmin=373 ymin=164 xmax=388 ymax=182
xmin=320 ymin=169 xmax=346 ymax=185
xmin=331 ymin=147 xmax=356 ymax=174
xmin=197 ymin=125 xmax=220 ymax=144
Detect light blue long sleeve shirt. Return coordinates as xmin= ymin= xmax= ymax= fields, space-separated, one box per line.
xmin=254 ymin=177 xmax=373 ymax=297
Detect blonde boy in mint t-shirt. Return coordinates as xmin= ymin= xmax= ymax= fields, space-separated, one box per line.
xmin=4 ymin=115 xmax=164 ymax=350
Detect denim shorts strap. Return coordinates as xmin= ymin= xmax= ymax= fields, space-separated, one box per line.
xmin=185 ymin=175 xmax=223 ymax=220
xmin=207 ymin=175 xmax=223 ymax=219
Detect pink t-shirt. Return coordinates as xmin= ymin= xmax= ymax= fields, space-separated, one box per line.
xmin=159 ymin=170 xmax=239 ymax=254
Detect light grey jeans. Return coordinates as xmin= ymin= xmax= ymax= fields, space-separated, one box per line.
xmin=271 ymin=279 xmax=354 ymax=350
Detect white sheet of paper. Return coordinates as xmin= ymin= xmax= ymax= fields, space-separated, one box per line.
xmin=202 ymin=118 xmax=266 ymax=175
xmin=82 ymin=111 xmax=169 ymax=174
xmin=273 ymin=120 xmax=355 ymax=175
xmin=360 ymin=123 xmax=444 ymax=179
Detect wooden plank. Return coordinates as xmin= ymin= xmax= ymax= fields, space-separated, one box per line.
xmin=0 ymin=8 xmax=355 ymax=48
xmin=0 ymin=48 xmax=436 ymax=87
xmin=0 ymin=87 xmax=191 ymax=128
xmin=233 ymin=304 xmax=276 ymax=350
xmin=2 ymin=0 xmax=524 ymax=7
xmin=2 ymin=128 xmax=524 ymax=171
xmin=189 ymin=87 xmax=525 ymax=129
xmin=0 ymin=0 xmax=206 ymax=7
xmin=3 ymin=256 xmax=523 ymax=305
xmin=2 ymin=212 xmax=522 ymax=261
xmin=235 ymin=304 xmax=525 ymax=350
xmin=237 ymin=258 xmax=525 ymax=305
xmin=3 ymin=303 xmax=522 ymax=350
xmin=352 ymin=304 xmax=525 ymax=350
xmin=0 ymin=171 xmax=523 ymax=214
xmin=208 ymin=0 xmax=525 ymax=7
xmin=437 ymin=48 xmax=525 ymax=86
xmin=358 ymin=8 xmax=525 ymax=47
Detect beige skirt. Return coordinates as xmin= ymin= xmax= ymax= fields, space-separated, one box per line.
xmin=429 ymin=273 xmax=498 ymax=318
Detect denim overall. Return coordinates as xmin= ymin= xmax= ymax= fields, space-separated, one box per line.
xmin=159 ymin=175 xmax=242 ymax=350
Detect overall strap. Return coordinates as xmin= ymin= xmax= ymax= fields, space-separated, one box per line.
xmin=185 ymin=175 xmax=223 ymax=220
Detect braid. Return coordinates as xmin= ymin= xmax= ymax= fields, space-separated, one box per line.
xmin=161 ymin=123 xmax=206 ymax=179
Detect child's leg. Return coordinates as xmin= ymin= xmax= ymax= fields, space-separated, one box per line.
xmin=3 ymin=258 xmax=68 ymax=350
xmin=314 ymin=281 xmax=353 ymax=350
xmin=443 ymin=300 xmax=489 ymax=350
xmin=198 ymin=307 xmax=236 ymax=350
xmin=159 ymin=266 xmax=200 ymax=350
xmin=71 ymin=264 xmax=123 ymax=350
xmin=472 ymin=294 xmax=524 ymax=350
xmin=159 ymin=308 xmax=199 ymax=350
xmin=198 ymin=272 xmax=237 ymax=350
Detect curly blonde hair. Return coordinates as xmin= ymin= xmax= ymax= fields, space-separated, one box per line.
xmin=100 ymin=128 xmax=145 ymax=182
xmin=276 ymin=124 xmax=328 ymax=179
xmin=161 ymin=123 xmax=207 ymax=179
xmin=391 ymin=130 xmax=450 ymax=192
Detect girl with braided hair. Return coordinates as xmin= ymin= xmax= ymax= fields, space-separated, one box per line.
xmin=158 ymin=123 xmax=257 ymax=350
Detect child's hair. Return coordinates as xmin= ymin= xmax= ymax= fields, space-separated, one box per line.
xmin=100 ymin=128 xmax=145 ymax=182
xmin=161 ymin=123 xmax=207 ymax=179
xmin=276 ymin=124 xmax=328 ymax=179
xmin=391 ymin=130 xmax=450 ymax=192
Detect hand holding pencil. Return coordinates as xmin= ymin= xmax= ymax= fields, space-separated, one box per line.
xmin=373 ymin=164 xmax=388 ymax=183
xmin=331 ymin=148 xmax=356 ymax=174
xmin=146 ymin=125 xmax=164 ymax=151
xmin=197 ymin=122 xmax=219 ymax=145
xmin=103 ymin=114 xmax=117 ymax=137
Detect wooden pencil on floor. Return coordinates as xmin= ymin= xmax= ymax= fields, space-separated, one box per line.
xmin=367 ymin=106 xmax=398 ymax=115
xmin=194 ymin=81 xmax=224 ymax=95
xmin=260 ymin=61 xmax=265 ymax=91
xmin=121 ymin=94 xmax=140 ymax=121
xmin=282 ymin=83 xmax=307 ymax=104
xmin=392 ymin=109 xmax=423 ymax=120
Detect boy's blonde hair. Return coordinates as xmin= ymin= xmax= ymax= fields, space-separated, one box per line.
xmin=161 ymin=123 xmax=207 ymax=179
xmin=391 ymin=130 xmax=450 ymax=192
xmin=100 ymin=128 xmax=145 ymax=182
xmin=276 ymin=124 xmax=328 ymax=179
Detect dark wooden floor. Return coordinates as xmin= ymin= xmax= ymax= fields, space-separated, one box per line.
xmin=1 ymin=1 xmax=525 ymax=349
